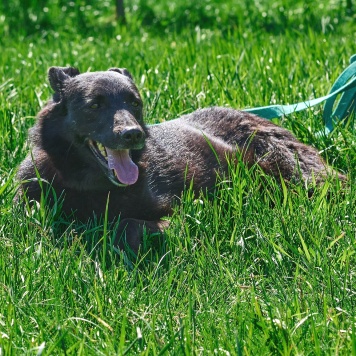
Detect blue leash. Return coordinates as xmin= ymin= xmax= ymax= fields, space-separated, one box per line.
xmin=243 ymin=54 xmax=356 ymax=134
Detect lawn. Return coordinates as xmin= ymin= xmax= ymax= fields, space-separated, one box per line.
xmin=0 ymin=0 xmax=355 ymax=354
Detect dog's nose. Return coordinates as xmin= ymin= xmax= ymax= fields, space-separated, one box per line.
xmin=120 ymin=128 xmax=145 ymax=145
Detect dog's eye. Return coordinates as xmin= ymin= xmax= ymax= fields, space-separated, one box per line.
xmin=132 ymin=101 xmax=139 ymax=107
xmin=90 ymin=103 xmax=100 ymax=109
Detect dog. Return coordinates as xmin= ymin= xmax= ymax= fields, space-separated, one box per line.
xmin=16 ymin=67 xmax=345 ymax=252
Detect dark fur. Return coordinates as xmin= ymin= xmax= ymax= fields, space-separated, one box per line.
xmin=17 ymin=67 xmax=345 ymax=252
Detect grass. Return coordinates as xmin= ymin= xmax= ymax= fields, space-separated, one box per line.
xmin=0 ymin=0 xmax=356 ymax=354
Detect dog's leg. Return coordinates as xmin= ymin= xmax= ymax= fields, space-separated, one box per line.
xmin=116 ymin=218 xmax=170 ymax=253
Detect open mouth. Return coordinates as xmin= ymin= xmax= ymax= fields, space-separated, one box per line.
xmin=87 ymin=140 xmax=139 ymax=187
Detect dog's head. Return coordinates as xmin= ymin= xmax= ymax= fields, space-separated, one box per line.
xmin=47 ymin=66 xmax=146 ymax=187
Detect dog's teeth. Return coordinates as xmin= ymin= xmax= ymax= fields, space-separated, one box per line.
xmin=97 ymin=142 xmax=107 ymax=158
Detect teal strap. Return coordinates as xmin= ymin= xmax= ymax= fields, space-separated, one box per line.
xmin=243 ymin=55 xmax=356 ymax=134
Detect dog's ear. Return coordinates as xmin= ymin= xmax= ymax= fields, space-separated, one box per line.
xmin=108 ymin=68 xmax=133 ymax=80
xmin=48 ymin=67 xmax=80 ymax=93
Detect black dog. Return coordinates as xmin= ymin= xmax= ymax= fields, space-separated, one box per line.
xmin=16 ymin=67 xmax=345 ymax=252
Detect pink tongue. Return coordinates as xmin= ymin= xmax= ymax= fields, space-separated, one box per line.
xmin=106 ymin=148 xmax=139 ymax=185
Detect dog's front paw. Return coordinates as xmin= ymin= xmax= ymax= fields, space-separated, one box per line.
xmin=116 ymin=218 xmax=170 ymax=254
xmin=116 ymin=218 xmax=144 ymax=254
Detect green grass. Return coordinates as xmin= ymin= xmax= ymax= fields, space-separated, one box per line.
xmin=1 ymin=0 xmax=356 ymax=354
